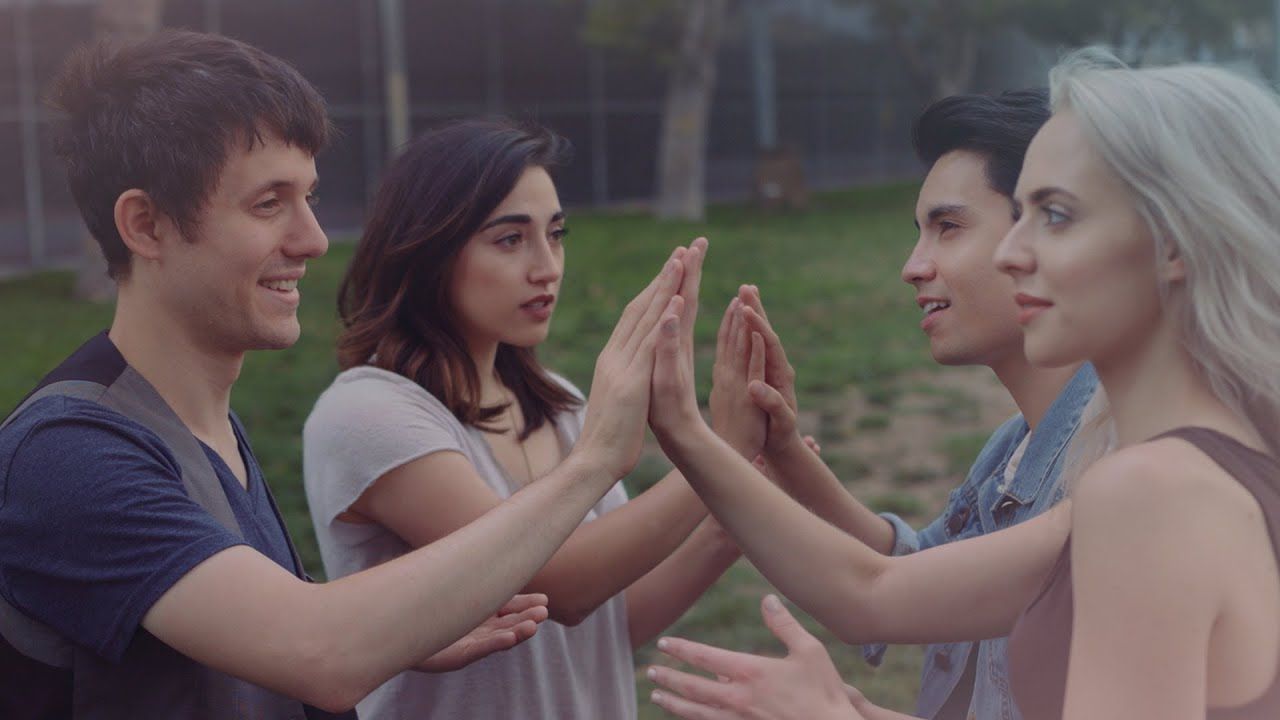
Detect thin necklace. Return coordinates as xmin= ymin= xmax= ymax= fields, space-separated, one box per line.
xmin=505 ymin=392 xmax=536 ymax=485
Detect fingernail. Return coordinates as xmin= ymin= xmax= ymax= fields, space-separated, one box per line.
xmin=651 ymin=690 xmax=665 ymax=703
xmin=764 ymin=594 xmax=783 ymax=613
xmin=657 ymin=637 xmax=670 ymax=650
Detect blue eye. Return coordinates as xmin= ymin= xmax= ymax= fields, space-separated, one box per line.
xmin=1043 ymin=205 xmax=1070 ymax=226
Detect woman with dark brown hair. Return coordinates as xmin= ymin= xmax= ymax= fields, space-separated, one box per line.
xmin=302 ymin=118 xmax=753 ymax=719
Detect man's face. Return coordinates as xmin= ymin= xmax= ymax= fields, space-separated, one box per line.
xmin=155 ymin=133 xmax=328 ymax=355
xmin=901 ymin=150 xmax=1024 ymax=368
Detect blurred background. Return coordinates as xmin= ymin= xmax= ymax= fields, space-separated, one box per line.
xmin=2 ymin=1 xmax=1277 ymax=716
xmin=4 ymin=0 xmax=1273 ymax=287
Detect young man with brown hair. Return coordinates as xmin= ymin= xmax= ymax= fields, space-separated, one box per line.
xmin=0 ymin=30 xmax=697 ymax=718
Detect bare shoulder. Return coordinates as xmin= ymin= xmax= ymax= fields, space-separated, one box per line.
xmin=1072 ymin=437 xmax=1260 ymax=569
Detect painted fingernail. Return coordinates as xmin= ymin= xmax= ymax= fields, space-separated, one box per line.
xmin=647 ymin=667 xmax=658 ymax=680
xmin=657 ymin=637 xmax=671 ymax=650
xmin=651 ymin=690 xmax=666 ymax=703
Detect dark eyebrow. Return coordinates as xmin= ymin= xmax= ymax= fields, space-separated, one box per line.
xmin=1027 ymin=187 xmax=1078 ymax=204
xmin=248 ymin=177 xmax=319 ymax=197
xmin=914 ymin=203 xmax=967 ymax=230
xmin=479 ymin=210 xmax=565 ymax=232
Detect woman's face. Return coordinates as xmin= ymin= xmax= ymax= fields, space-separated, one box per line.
xmin=450 ymin=165 xmax=566 ymax=355
xmin=994 ymin=111 xmax=1178 ymax=370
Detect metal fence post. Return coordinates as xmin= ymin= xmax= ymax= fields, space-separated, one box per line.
xmin=16 ymin=0 xmax=46 ymax=269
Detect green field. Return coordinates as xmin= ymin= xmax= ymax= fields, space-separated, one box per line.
xmin=1 ymin=183 xmax=1014 ymax=716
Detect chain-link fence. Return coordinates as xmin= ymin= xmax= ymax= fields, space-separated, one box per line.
xmin=0 ymin=0 xmax=1053 ymax=276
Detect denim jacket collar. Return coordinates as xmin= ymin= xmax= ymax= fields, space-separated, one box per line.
xmin=990 ymin=363 xmax=1097 ymax=508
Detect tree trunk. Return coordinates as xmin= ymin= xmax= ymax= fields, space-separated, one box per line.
xmin=73 ymin=0 xmax=164 ymax=302
xmin=933 ymin=26 xmax=978 ymax=98
xmin=653 ymin=0 xmax=728 ymax=221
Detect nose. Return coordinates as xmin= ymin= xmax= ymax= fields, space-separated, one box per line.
xmin=901 ymin=235 xmax=936 ymax=286
xmin=528 ymin=233 xmax=562 ymax=285
xmin=286 ymin=200 xmax=329 ymax=260
xmin=994 ymin=217 xmax=1033 ymax=277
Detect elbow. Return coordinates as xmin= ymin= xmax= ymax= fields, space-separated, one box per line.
xmin=303 ymin=686 xmax=362 ymax=716
xmin=290 ymin=637 xmax=374 ymax=713
xmin=826 ymin=566 xmax=890 ymax=646
xmin=547 ymin=599 xmax=597 ymax=627
xmin=542 ymin=587 xmax=607 ymax=627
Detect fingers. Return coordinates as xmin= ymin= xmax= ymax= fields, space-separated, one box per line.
xmin=740 ymin=302 xmax=797 ymax=410
xmin=804 ymin=435 xmax=822 ymax=455
xmin=493 ymin=604 xmax=549 ymax=629
xmin=652 ymin=300 xmax=685 ymax=383
xmin=509 ymin=619 xmax=539 ymax=643
xmin=648 ymin=666 xmax=745 ymax=715
xmin=738 ymin=283 xmax=769 ymax=322
xmin=715 ymin=297 xmax=738 ymax=368
xmin=656 ymin=636 xmax=754 ymax=677
xmin=732 ymin=304 xmax=749 ymax=375
xmin=497 ymin=593 xmax=548 ymax=615
xmin=760 ymin=594 xmax=821 ymax=655
xmin=650 ymin=688 xmax=734 ymax=720
xmin=748 ymin=380 xmax=793 ymax=428
xmin=609 ymin=248 xmax=683 ymax=351
xmin=622 ymin=257 xmax=686 ymax=360
xmin=678 ymin=238 xmax=708 ymax=347
xmin=642 ymin=296 xmax=687 ymax=399
xmin=748 ymin=332 xmax=765 ymax=384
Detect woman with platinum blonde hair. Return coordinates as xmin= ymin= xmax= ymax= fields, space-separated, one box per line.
xmin=639 ymin=49 xmax=1280 ymax=720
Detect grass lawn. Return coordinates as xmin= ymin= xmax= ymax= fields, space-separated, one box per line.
xmin=1 ymin=183 xmax=1010 ymax=716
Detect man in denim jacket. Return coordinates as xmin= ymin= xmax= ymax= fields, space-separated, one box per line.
xmin=647 ymin=90 xmax=1098 ymax=720
xmin=874 ymin=89 xmax=1096 ymax=720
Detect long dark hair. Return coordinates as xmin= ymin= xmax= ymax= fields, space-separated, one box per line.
xmin=337 ymin=118 xmax=579 ymax=438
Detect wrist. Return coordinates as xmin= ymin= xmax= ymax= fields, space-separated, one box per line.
xmin=764 ymin=429 xmax=808 ymax=462
xmin=564 ymin=444 xmax=626 ymax=484
xmin=656 ymin=417 xmax=718 ymax=467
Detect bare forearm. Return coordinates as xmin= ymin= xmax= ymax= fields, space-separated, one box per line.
xmin=310 ymin=453 xmax=619 ymax=703
xmin=530 ymin=468 xmax=708 ymax=624
xmin=624 ymin=519 xmax=741 ymax=646
xmin=766 ymin=438 xmax=896 ymax=554
xmin=661 ymin=425 xmax=891 ymax=644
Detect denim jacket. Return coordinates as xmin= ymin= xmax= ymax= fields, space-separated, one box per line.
xmin=863 ymin=364 xmax=1097 ymax=720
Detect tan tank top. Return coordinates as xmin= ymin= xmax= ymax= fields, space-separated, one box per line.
xmin=1007 ymin=427 xmax=1280 ymax=720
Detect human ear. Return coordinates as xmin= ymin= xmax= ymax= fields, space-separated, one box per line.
xmin=1160 ymin=241 xmax=1186 ymax=283
xmin=114 ymin=189 xmax=173 ymax=263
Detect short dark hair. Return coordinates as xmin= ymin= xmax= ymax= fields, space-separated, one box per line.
xmin=911 ymin=88 xmax=1050 ymax=197
xmin=47 ymin=29 xmax=332 ymax=280
xmin=337 ymin=118 xmax=579 ymax=438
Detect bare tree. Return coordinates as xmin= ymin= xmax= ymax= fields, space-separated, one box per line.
xmin=653 ymin=0 xmax=729 ymax=220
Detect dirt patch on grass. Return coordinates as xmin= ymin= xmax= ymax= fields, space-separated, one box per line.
xmin=804 ymin=365 xmax=1016 ymax=524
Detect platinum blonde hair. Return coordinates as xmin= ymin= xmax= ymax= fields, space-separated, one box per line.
xmin=1050 ymin=48 xmax=1280 ymax=470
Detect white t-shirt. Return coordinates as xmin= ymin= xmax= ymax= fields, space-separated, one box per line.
xmin=303 ymin=366 xmax=635 ymax=720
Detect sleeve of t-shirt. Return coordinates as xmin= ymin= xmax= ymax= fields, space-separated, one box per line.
xmin=0 ymin=397 xmax=247 ymax=663
xmin=302 ymin=370 xmax=470 ymax=528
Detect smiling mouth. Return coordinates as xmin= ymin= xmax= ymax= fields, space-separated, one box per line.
xmin=922 ymin=300 xmax=951 ymax=316
xmin=260 ymin=279 xmax=299 ymax=292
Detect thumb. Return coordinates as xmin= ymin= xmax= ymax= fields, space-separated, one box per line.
xmin=749 ymin=380 xmax=792 ymax=423
xmin=760 ymin=594 xmax=813 ymax=653
xmin=653 ymin=312 xmax=683 ymax=385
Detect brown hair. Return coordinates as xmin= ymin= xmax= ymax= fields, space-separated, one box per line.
xmin=48 ymin=29 xmax=332 ymax=280
xmin=337 ymin=118 xmax=579 ymax=438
